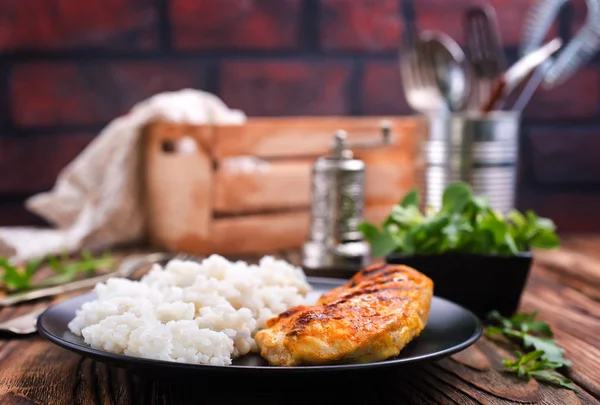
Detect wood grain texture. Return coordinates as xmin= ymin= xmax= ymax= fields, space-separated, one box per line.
xmin=144 ymin=121 xmax=215 ymax=250
xmin=212 ymin=117 xmax=421 ymax=158
xmin=0 ymin=236 xmax=599 ymax=404
xmin=188 ymin=203 xmax=394 ymax=255
xmin=213 ymin=153 xmax=413 ymax=214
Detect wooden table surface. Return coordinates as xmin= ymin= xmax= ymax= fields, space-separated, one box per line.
xmin=0 ymin=235 xmax=599 ymax=404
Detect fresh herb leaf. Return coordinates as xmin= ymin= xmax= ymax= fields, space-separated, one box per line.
xmin=400 ymin=189 xmax=419 ymax=208
xmin=522 ymin=335 xmax=571 ymax=367
xmin=531 ymin=230 xmax=560 ymax=249
xmin=358 ymin=222 xmax=397 ymax=257
xmin=359 ymin=182 xmax=560 ymax=256
xmin=0 ymin=251 xmax=114 ymax=292
xmin=0 ymin=257 xmax=38 ymax=291
xmin=503 ymin=350 xmax=576 ymax=391
xmin=529 ymin=370 xmax=577 ymax=391
xmin=442 ymin=182 xmax=472 ymax=213
xmin=486 ymin=311 xmax=575 ymax=391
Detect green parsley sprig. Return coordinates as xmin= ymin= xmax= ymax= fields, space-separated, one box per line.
xmin=485 ymin=311 xmax=576 ymax=391
xmin=0 ymin=250 xmax=114 ymax=293
xmin=359 ymin=182 xmax=560 ymax=257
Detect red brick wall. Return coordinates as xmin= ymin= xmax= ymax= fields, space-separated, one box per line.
xmin=0 ymin=0 xmax=599 ymax=231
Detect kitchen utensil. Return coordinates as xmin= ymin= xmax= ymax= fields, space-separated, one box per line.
xmin=399 ymin=0 xmax=468 ymax=113
xmin=0 ymin=252 xmax=171 ymax=307
xmin=511 ymin=0 xmax=600 ymax=110
xmin=37 ymin=277 xmax=482 ymax=377
xmin=399 ymin=0 xmax=444 ymax=112
xmin=400 ymin=30 xmax=469 ymax=113
xmin=510 ymin=60 xmax=552 ymax=112
xmin=511 ymin=0 xmax=569 ymax=111
xmin=424 ymin=31 xmax=470 ymax=112
xmin=0 ymin=307 xmax=47 ymax=335
xmin=481 ymin=37 xmax=562 ymax=113
xmin=543 ymin=0 xmax=600 ymax=87
xmin=420 ymin=111 xmax=521 ymax=214
xmin=510 ymin=0 xmax=566 ymax=111
xmin=520 ymin=0 xmax=568 ymax=56
xmin=464 ymin=4 xmax=506 ymax=110
xmin=400 ymin=34 xmax=449 ymax=113
xmin=302 ymin=128 xmax=392 ymax=271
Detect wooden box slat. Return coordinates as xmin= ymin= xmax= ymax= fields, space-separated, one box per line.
xmin=213 ymin=153 xmax=413 ymax=214
xmin=213 ymin=117 xmax=419 ymax=158
xmin=144 ymin=121 xmax=214 ymax=250
xmin=191 ymin=204 xmax=394 ymax=255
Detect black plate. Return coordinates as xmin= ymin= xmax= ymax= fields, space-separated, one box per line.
xmin=37 ymin=276 xmax=482 ymax=377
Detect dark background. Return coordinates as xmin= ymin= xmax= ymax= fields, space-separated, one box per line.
xmin=0 ymin=0 xmax=598 ymax=231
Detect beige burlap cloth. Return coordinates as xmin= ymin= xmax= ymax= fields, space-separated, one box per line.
xmin=0 ymin=89 xmax=246 ymax=264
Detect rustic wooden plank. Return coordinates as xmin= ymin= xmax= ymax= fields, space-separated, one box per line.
xmin=0 ymin=339 xmax=85 ymax=405
xmin=213 ymin=117 xmax=420 ymax=158
xmin=521 ymin=274 xmax=600 ymax=345
xmin=450 ymin=345 xmax=491 ymax=371
xmin=402 ymin=373 xmax=464 ymax=404
xmin=168 ymin=203 xmax=394 ymax=256
xmin=406 ymin=369 xmax=480 ymax=404
xmin=560 ymin=235 xmax=600 ymax=256
xmin=214 ymin=158 xmax=313 ymax=213
xmin=213 ymin=152 xmax=413 ymax=214
xmin=144 ymin=121 xmax=215 ymax=250
xmin=430 ymin=365 xmax=527 ymax=405
xmin=531 ymin=262 xmax=600 ymax=301
xmin=533 ymin=247 xmax=600 ymax=293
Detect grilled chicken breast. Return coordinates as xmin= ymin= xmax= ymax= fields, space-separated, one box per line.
xmin=254 ymin=263 xmax=433 ymax=366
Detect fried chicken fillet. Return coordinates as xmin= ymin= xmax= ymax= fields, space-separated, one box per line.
xmin=254 ymin=264 xmax=434 ymax=366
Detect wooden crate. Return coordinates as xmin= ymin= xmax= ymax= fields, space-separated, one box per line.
xmin=143 ymin=116 xmax=425 ymax=255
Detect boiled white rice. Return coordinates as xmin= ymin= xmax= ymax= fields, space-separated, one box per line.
xmin=68 ymin=254 xmax=311 ymax=366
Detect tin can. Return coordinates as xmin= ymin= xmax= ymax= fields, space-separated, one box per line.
xmin=419 ymin=111 xmax=521 ymax=213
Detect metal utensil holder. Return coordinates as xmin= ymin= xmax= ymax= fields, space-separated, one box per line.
xmin=419 ymin=111 xmax=521 ymax=213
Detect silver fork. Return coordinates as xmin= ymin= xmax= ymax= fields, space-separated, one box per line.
xmin=464 ymin=4 xmax=506 ymax=110
xmin=400 ymin=33 xmax=448 ymax=113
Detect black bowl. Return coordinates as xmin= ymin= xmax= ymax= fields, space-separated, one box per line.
xmin=386 ymin=251 xmax=533 ymax=319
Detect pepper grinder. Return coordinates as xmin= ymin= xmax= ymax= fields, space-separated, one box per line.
xmin=302 ymin=124 xmax=392 ymax=272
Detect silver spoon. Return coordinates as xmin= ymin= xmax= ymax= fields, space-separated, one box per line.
xmin=421 ymin=30 xmax=470 ymax=112
xmin=400 ymin=30 xmax=469 ymax=113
